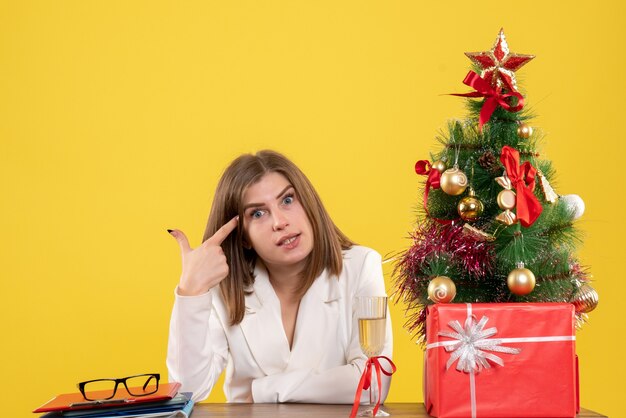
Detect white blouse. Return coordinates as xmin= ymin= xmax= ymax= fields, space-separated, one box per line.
xmin=166 ymin=245 xmax=393 ymax=403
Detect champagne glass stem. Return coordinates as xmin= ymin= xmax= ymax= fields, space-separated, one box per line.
xmin=369 ymin=366 xmax=373 ymax=406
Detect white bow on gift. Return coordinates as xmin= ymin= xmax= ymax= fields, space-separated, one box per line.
xmin=439 ymin=315 xmax=521 ymax=373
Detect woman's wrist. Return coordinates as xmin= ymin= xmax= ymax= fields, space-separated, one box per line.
xmin=177 ymin=282 xmax=209 ymax=296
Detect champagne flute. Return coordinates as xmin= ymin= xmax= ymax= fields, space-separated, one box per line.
xmin=356 ymin=296 xmax=389 ymax=417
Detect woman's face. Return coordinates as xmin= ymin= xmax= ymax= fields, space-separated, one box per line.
xmin=242 ymin=172 xmax=314 ymax=273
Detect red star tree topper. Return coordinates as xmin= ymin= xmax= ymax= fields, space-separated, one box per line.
xmin=465 ymin=28 xmax=534 ymax=92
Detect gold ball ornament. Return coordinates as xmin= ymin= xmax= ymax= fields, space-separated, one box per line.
xmin=457 ymin=189 xmax=484 ymax=222
xmin=439 ymin=166 xmax=468 ymax=196
xmin=427 ymin=276 xmax=457 ymax=303
xmin=431 ymin=160 xmax=446 ymax=173
xmin=572 ymin=282 xmax=599 ymax=313
xmin=507 ymin=263 xmax=536 ymax=295
xmin=517 ymin=124 xmax=533 ymax=139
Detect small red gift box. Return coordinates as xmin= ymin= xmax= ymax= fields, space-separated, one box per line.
xmin=425 ymin=303 xmax=579 ymax=418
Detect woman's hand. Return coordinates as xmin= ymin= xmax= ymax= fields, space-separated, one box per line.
xmin=169 ymin=216 xmax=239 ymax=296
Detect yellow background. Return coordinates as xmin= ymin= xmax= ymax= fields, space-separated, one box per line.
xmin=1 ymin=1 xmax=623 ymax=417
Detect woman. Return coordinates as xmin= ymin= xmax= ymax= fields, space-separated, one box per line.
xmin=166 ymin=150 xmax=392 ymax=403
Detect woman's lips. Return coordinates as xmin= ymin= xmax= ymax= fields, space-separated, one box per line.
xmin=278 ymin=234 xmax=301 ymax=249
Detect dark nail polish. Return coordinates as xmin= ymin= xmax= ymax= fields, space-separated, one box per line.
xmin=167 ymin=229 xmax=174 ymax=233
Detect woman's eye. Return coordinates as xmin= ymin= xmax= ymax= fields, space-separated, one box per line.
xmin=251 ymin=210 xmax=265 ymax=219
xmin=283 ymin=195 xmax=294 ymax=205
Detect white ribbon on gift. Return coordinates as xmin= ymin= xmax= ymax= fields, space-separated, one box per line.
xmin=439 ymin=313 xmax=521 ymax=373
xmin=426 ymin=303 xmax=576 ymax=418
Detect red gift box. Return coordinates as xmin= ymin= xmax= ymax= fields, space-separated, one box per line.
xmin=425 ymin=303 xmax=578 ymax=418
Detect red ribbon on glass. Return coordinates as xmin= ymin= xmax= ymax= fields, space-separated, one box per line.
xmin=415 ymin=160 xmax=455 ymax=225
xmin=500 ymin=145 xmax=543 ymax=227
xmin=349 ymin=356 xmax=396 ymax=418
xmin=451 ymin=71 xmax=525 ymax=132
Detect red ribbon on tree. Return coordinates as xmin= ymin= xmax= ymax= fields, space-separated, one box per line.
xmin=415 ymin=160 xmax=441 ymax=210
xmin=415 ymin=160 xmax=455 ymax=225
xmin=451 ymin=71 xmax=525 ymax=132
xmin=500 ymin=145 xmax=543 ymax=227
xmin=350 ymin=356 xmax=396 ymax=418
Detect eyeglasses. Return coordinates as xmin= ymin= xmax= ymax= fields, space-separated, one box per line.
xmin=77 ymin=373 xmax=160 ymax=401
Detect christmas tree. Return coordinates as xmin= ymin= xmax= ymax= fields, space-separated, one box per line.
xmin=394 ymin=29 xmax=598 ymax=344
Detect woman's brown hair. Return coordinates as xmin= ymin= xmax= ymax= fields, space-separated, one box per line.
xmin=202 ymin=150 xmax=354 ymax=326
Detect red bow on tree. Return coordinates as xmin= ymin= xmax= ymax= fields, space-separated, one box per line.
xmin=415 ymin=160 xmax=441 ymax=211
xmin=452 ymin=71 xmax=525 ymax=132
xmin=500 ymin=145 xmax=543 ymax=227
xmin=415 ymin=160 xmax=456 ymax=225
xmin=350 ymin=356 xmax=396 ymax=418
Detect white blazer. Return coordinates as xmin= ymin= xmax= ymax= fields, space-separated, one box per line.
xmin=167 ymin=245 xmax=393 ymax=403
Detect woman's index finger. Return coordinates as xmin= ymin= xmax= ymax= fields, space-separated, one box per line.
xmin=206 ymin=216 xmax=239 ymax=245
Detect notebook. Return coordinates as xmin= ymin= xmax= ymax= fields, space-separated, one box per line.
xmin=40 ymin=392 xmax=193 ymax=418
xmin=33 ymin=382 xmax=181 ymax=413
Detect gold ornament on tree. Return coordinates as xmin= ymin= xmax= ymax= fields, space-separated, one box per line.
xmin=431 ymin=160 xmax=446 ymax=173
xmin=537 ymin=169 xmax=559 ymax=204
xmin=497 ymin=189 xmax=516 ymax=210
xmin=427 ymin=276 xmax=457 ymax=303
xmin=495 ymin=171 xmax=518 ymax=225
xmin=571 ymin=282 xmax=599 ymax=313
xmin=462 ymin=224 xmax=496 ymax=242
xmin=441 ymin=137 xmax=468 ymax=196
xmin=440 ymin=165 xmax=468 ymax=196
xmin=517 ymin=123 xmax=533 ymax=139
xmin=507 ymin=262 xmax=536 ymax=295
xmin=495 ymin=210 xmax=517 ymax=225
xmin=457 ymin=187 xmax=484 ymax=221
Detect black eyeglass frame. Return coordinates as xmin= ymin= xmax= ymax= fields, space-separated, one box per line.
xmin=77 ymin=373 xmax=160 ymax=401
